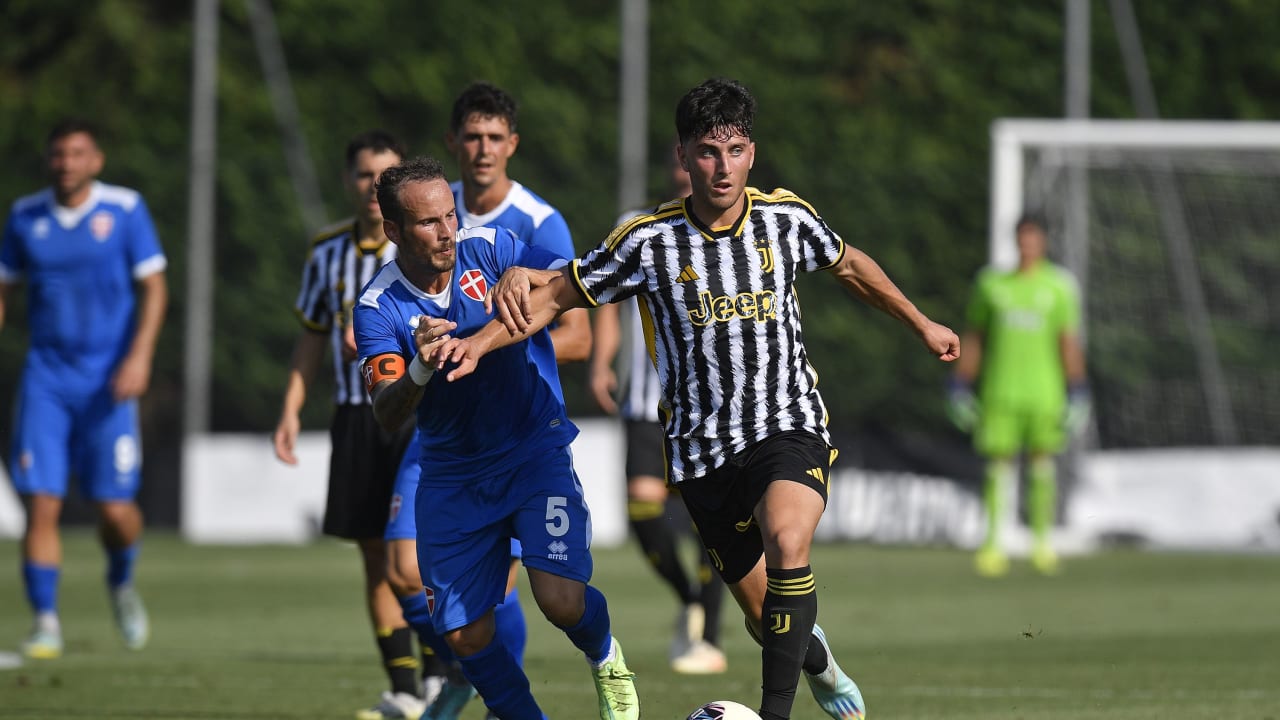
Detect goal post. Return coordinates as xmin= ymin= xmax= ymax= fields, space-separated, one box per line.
xmin=988 ymin=119 xmax=1280 ymax=551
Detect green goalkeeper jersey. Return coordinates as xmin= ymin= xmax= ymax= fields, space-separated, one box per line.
xmin=966 ymin=260 xmax=1080 ymax=410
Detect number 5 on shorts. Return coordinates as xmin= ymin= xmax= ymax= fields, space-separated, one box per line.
xmin=545 ymin=496 xmax=570 ymax=537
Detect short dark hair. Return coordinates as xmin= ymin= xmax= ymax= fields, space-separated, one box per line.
xmin=345 ymin=130 xmax=406 ymax=171
xmin=675 ymin=78 xmax=756 ymax=146
xmin=450 ymin=82 xmax=518 ymax=134
xmin=1016 ymin=210 xmax=1048 ymax=234
xmin=376 ymin=156 xmax=448 ymax=226
xmin=47 ymin=118 xmax=100 ymax=148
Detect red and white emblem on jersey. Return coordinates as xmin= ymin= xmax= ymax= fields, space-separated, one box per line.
xmin=459 ymin=269 xmax=488 ymax=302
xmin=424 ymin=586 xmax=436 ymax=615
xmin=90 ymin=211 xmax=114 ymax=242
xmin=388 ymin=493 xmax=402 ymax=523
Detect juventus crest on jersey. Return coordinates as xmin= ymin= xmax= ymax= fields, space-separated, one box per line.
xmin=571 ymin=187 xmax=845 ymax=483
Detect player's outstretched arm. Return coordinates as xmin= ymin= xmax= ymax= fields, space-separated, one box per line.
xmin=436 ymin=266 xmax=586 ymax=381
xmin=830 ymin=246 xmax=960 ymax=361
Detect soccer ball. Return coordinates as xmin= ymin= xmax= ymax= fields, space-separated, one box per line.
xmin=685 ymin=700 xmax=762 ymax=720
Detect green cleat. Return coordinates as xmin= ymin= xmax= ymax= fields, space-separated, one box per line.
xmin=974 ymin=546 xmax=1010 ymax=578
xmin=591 ymin=638 xmax=639 ymax=720
xmin=1031 ymin=544 xmax=1060 ymax=576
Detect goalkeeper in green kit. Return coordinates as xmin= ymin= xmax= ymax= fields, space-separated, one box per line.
xmin=948 ymin=213 xmax=1089 ymax=577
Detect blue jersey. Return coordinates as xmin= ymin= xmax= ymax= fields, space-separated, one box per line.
xmin=452 ymin=179 xmax=574 ymax=399
xmin=451 ymin=179 xmax=574 ymax=260
xmin=0 ymin=182 xmax=166 ymax=389
xmin=355 ymin=225 xmax=577 ymax=481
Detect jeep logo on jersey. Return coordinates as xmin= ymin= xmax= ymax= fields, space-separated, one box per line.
xmin=688 ymin=289 xmax=777 ymax=326
xmin=90 ymin=211 xmax=114 ymax=241
xmin=459 ymin=269 xmax=488 ymax=302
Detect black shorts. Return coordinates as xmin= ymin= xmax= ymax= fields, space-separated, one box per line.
xmin=623 ymin=419 xmax=667 ymax=481
xmin=677 ymin=430 xmax=835 ymax=584
xmin=323 ymin=404 xmax=414 ymax=540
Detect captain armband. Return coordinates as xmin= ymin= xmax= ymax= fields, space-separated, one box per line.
xmin=362 ymin=353 xmax=406 ymax=394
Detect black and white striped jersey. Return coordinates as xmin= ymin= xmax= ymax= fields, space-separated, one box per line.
xmin=293 ymin=219 xmax=397 ymax=406
xmin=572 ymin=188 xmax=846 ymax=483
xmin=612 ymin=208 xmax=665 ymax=424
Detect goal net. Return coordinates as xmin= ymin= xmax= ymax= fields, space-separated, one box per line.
xmin=989 ymin=120 xmax=1280 ymax=550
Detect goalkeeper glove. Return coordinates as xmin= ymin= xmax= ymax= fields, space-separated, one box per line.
xmin=946 ymin=378 xmax=980 ymax=432
xmin=1064 ymin=382 xmax=1091 ymax=434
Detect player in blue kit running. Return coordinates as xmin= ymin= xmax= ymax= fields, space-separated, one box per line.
xmin=380 ymin=82 xmax=592 ymax=719
xmin=355 ymin=156 xmax=638 ymax=720
xmin=1 ymin=119 xmax=168 ymax=659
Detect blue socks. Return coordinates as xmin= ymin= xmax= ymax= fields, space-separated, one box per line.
xmin=559 ymin=584 xmax=612 ymax=665
xmin=106 ymin=544 xmax=139 ymax=589
xmin=458 ymin=637 xmax=545 ymax=720
xmin=23 ymin=561 xmax=59 ymax=614
xmin=495 ymin=587 xmax=527 ymax=668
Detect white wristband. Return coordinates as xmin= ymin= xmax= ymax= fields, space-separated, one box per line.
xmin=408 ymin=355 xmax=434 ymax=386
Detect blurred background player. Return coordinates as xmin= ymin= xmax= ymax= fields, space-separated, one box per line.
xmin=587 ymin=144 xmax=727 ymax=675
xmin=445 ymin=81 xmax=589 ymax=357
xmin=1 ymin=119 xmax=168 ymax=658
xmin=357 ymin=156 xmax=638 ymax=720
xmin=272 ymin=131 xmax=430 ymax=720
xmin=948 ymin=212 xmax=1089 ymax=577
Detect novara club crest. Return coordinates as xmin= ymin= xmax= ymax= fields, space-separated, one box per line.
xmin=459 ymin=269 xmax=488 ymax=302
xmin=90 ymin=211 xmax=115 ymax=242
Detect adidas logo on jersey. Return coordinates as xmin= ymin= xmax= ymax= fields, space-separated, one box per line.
xmin=805 ymin=467 xmax=826 ymax=485
xmin=677 ymin=265 xmax=700 ymax=283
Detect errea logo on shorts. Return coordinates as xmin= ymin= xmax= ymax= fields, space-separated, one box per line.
xmin=547 ymin=540 xmax=569 ymax=561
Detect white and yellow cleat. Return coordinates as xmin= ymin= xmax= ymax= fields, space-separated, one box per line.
xmin=671 ymin=639 xmax=728 ymax=675
xmin=356 ymin=691 xmax=426 ymax=720
xmin=20 ymin=625 xmax=62 ymax=661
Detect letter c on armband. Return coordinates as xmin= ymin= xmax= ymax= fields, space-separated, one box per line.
xmin=363 ymin=353 xmax=406 ymax=394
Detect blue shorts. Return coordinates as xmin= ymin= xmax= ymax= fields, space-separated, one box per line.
xmin=387 ymin=433 xmax=524 ymax=557
xmin=415 ymin=445 xmax=592 ymax=634
xmin=8 ymin=375 xmax=141 ymax=501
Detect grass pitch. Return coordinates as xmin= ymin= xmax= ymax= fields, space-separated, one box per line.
xmin=1 ymin=531 xmax=1278 ymax=719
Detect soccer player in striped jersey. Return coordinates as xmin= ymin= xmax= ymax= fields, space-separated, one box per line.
xmin=589 ymin=147 xmax=728 ymax=675
xmin=1 ymin=120 xmax=167 ymax=660
xmin=436 ymin=78 xmax=961 ymax=720
xmin=355 ymin=156 xmax=638 ymax=720
xmin=272 ymin=131 xmax=429 ymax=720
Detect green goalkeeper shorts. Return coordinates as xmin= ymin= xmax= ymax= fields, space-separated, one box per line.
xmin=975 ymin=404 xmax=1065 ymax=458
